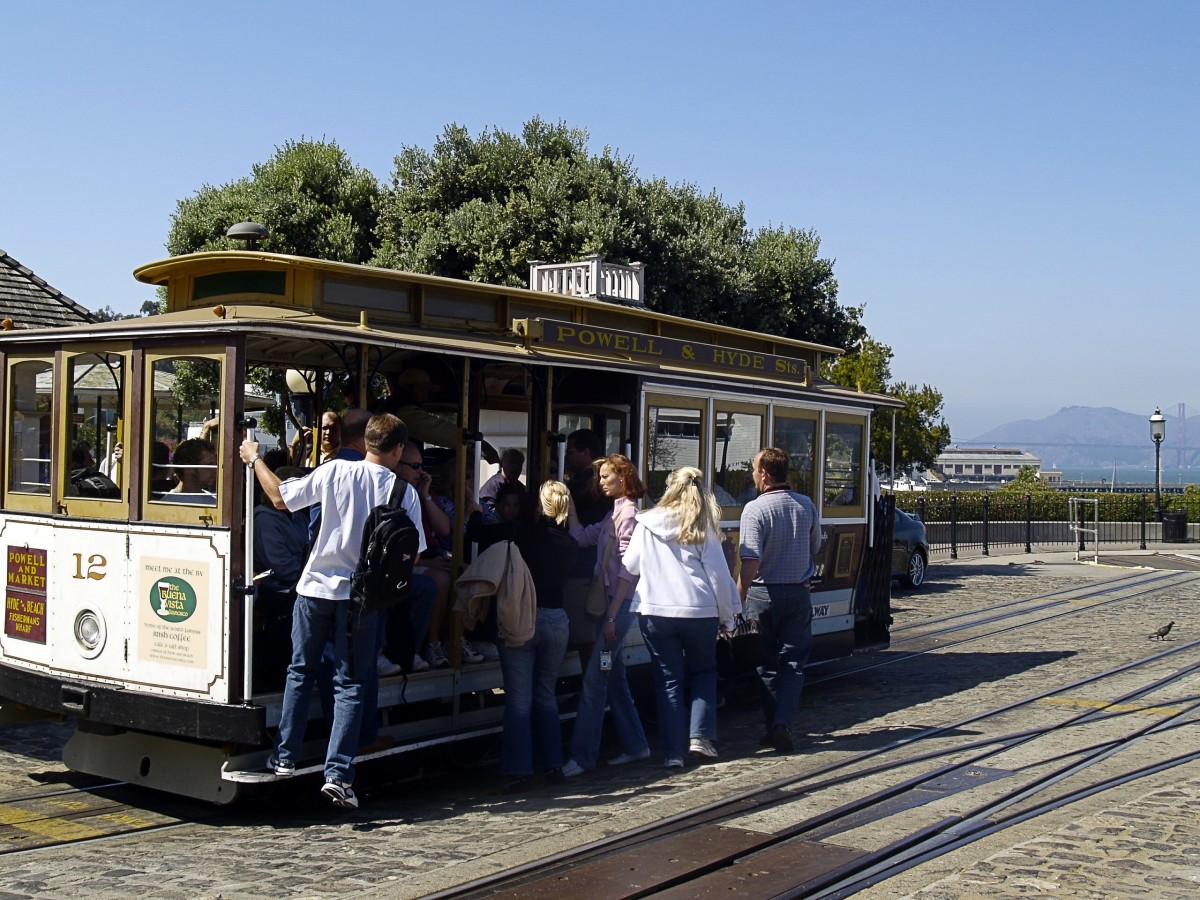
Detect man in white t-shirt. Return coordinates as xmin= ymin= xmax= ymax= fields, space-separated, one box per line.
xmin=240 ymin=413 xmax=424 ymax=810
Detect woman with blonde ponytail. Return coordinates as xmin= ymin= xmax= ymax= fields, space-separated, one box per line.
xmin=623 ymin=467 xmax=739 ymax=767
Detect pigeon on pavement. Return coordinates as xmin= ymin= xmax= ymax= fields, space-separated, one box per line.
xmin=1150 ymin=621 xmax=1175 ymax=641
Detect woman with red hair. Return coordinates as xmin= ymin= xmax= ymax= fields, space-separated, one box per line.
xmin=561 ymin=454 xmax=651 ymax=777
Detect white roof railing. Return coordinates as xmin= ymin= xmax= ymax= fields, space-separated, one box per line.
xmin=529 ymin=255 xmax=645 ymax=306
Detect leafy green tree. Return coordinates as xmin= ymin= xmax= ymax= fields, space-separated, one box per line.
xmin=745 ymin=225 xmax=865 ymax=348
xmin=373 ymin=118 xmax=864 ymax=346
xmin=882 ymin=382 xmax=952 ymax=472
xmin=374 ymin=120 xmax=637 ymax=284
xmin=167 ymin=139 xmax=379 ymax=440
xmin=994 ymin=465 xmax=1056 ymax=495
xmin=92 ymin=302 xmax=162 ymax=319
xmin=822 ymin=337 xmax=892 ymax=395
xmin=166 ymin=123 xmax=946 ymax=454
xmin=822 ymin=338 xmax=950 ymax=471
xmin=168 ymin=138 xmax=380 ymax=263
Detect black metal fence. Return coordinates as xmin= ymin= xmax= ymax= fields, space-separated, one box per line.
xmin=894 ymin=491 xmax=1199 ymax=558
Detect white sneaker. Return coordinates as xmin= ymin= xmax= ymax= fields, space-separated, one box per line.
xmin=688 ymin=737 xmax=718 ymax=759
xmin=427 ymin=640 xmax=449 ymax=669
xmin=608 ymin=747 xmax=651 ymax=766
xmin=320 ymin=779 xmax=359 ymax=810
xmin=665 ymin=757 xmax=685 ymax=769
xmin=411 ymin=653 xmax=430 ymax=673
xmin=377 ymin=653 xmax=402 ymax=677
xmin=561 ymin=760 xmax=586 ymax=778
xmin=471 ymin=640 xmax=500 ymax=661
xmin=459 ymin=636 xmax=484 ymax=664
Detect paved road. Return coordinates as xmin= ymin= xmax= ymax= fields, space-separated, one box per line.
xmin=3 ymin=546 xmax=1200 ymax=898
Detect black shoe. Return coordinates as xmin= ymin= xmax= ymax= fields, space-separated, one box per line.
xmin=545 ymin=767 xmax=565 ymax=785
xmin=770 ymin=724 xmax=794 ymax=753
xmin=504 ymin=776 xmax=531 ymax=793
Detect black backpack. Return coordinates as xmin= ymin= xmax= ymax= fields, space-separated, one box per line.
xmin=349 ymin=477 xmax=420 ymax=673
xmin=70 ymin=467 xmax=121 ymax=499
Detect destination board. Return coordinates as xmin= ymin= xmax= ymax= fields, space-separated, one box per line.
xmin=513 ymin=317 xmax=808 ymax=382
xmin=6 ymin=545 xmax=47 ymax=643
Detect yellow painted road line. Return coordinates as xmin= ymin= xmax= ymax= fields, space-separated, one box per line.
xmin=0 ymin=803 xmax=109 ymax=842
xmin=1036 ymin=696 xmax=1184 ymax=716
xmin=0 ymin=796 xmax=168 ymax=847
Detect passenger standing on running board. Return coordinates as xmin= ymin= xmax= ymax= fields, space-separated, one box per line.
xmin=240 ymin=413 xmax=422 ymax=810
xmin=737 ymin=447 xmax=823 ymax=753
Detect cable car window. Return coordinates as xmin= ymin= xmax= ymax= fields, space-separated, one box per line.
xmin=323 ymin=278 xmax=410 ymax=314
xmin=556 ymin=407 xmax=628 ymax=459
xmin=645 ymin=399 xmax=705 ymax=502
xmin=773 ymin=412 xmax=818 ymax=499
xmin=711 ymin=405 xmax=763 ymax=508
xmin=823 ymin=417 xmax=865 ymax=515
xmin=193 ymin=270 xmax=286 ymax=301
xmin=149 ymin=357 xmax=221 ymax=506
xmin=63 ymin=353 xmax=124 ymax=501
xmin=604 ymin=417 xmax=623 ymax=458
xmin=7 ymin=360 xmax=53 ymax=495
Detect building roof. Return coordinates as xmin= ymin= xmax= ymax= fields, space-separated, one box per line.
xmin=937 ymin=446 xmax=1039 ymax=459
xmin=0 ymin=249 xmax=95 ymax=329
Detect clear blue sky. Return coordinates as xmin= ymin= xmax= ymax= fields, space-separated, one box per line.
xmin=4 ymin=1 xmax=1197 ymax=440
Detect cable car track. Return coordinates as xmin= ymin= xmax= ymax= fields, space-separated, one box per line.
xmin=3 ymin=567 xmax=1197 ymax=883
xmin=887 ymin=566 xmax=1162 ymax=639
xmin=438 ymin=638 xmax=1200 ymax=898
xmin=0 ymin=778 xmax=229 ymax=855
xmin=808 ymin=568 xmax=1198 ymax=688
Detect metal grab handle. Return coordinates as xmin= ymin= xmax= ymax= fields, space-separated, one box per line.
xmin=548 ymin=433 xmax=566 ymax=482
xmin=242 ymin=427 xmax=257 ymax=704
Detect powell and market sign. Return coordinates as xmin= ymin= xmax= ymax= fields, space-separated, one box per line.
xmin=513 ymin=318 xmax=810 ymax=382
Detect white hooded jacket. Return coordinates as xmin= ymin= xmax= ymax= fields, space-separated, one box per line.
xmin=623 ymin=507 xmax=739 ymax=628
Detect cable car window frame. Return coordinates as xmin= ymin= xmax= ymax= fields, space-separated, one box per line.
xmin=4 ymin=355 xmax=56 ymax=513
xmin=772 ymin=406 xmax=820 ymax=504
xmin=59 ymin=345 xmax=133 ymax=519
xmin=142 ymin=348 xmax=228 ymax=526
xmin=710 ymin=399 xmax=767 ymax=518
xmin=643 ymin=392 xmax=708 ymax=504
xmin=821 ymin=411 xmax=868 ymax=519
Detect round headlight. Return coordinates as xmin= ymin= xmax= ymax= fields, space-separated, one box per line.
xmin=74 ymin=609 xmax=106 ymax=658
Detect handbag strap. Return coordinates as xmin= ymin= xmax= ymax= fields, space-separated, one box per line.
xmin=602 ymin=510 xmax=620 ymax=558
xmin=598 ymin=513 xmax=618 ymax=575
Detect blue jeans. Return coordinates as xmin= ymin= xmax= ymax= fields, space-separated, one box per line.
xmin=744 ymin=583 xmax=813 ymax=730
xmin=324 ymin=578 xmax=441 ymax=748
xmin=568 ymin=599 xmax=648 ymax=769
xmin=639 ymin=614 xmax=719 ymax=761
xmin=497 ymin=607 xmax=570 ymax=776
xmin=277 ymin=594 xmax=378 ymax=785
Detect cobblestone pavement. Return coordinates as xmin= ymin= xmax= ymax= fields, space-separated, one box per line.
xmin=880 ymin=775 xmax=1200 ymax=899
xmin=4 ymin=546 xmax=1200 ymax=898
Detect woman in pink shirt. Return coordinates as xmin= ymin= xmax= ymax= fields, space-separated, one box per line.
xmin=561 ymin=454 xmax=651 ymax=777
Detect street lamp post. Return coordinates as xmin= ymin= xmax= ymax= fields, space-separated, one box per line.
xmin=1150 ymin=406 xmax=1166 ymax=521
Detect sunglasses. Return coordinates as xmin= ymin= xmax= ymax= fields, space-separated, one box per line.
xmin=399 ymin=460 xmax=423 ymax=470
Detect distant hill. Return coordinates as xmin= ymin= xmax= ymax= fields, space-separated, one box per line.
xmin=965 ymin=406 xmax=1197 ymax=469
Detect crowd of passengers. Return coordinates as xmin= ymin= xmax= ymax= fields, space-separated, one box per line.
xmin=242 ymin=397 xmax=820 ymax=811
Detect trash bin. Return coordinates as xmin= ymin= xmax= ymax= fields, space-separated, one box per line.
xmin=1161 ymin=511 xmax=1188 ymax=543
